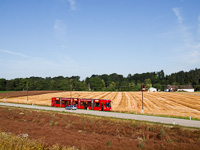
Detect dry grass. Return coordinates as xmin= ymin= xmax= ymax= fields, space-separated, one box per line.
xmin=0 ymin=131 xmax=78 ymax=150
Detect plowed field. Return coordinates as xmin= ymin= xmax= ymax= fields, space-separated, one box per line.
xmin=1 ymin=106 xmax=200 ymax=150
xmin=0 ymin=91 xmax=200 ymax=119
xmin=0 ymin=91 xmax=61 ymax=98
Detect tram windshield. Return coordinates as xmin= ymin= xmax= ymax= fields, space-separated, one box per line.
xmin=105 ymin=102 xmax=111 ymax=107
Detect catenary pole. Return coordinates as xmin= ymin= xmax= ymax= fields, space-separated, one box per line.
xmin=70 ymin=84 xmax=72 ymax=98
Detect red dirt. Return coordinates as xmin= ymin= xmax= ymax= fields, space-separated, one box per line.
xmin=0 ymin=106 xmax=199 ymax=150
xmin=0 ymin=91 xmax=61 ymax=98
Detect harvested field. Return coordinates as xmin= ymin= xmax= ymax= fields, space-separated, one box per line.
xmin=0 ymin=91 xmax=200 ymax=119
xmin=0 ymin=106 xmax=200 ymax=150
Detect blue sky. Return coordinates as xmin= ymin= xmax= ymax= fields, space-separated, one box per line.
xmin=0 ymin=0 xmax=200 ymax=80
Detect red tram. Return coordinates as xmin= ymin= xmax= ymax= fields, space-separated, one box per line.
xmin=51 ymin=97 xmax=111 ymax=111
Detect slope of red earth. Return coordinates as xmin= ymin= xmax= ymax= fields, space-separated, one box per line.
xmin=0 ymin=106 xmax=199 ymax=150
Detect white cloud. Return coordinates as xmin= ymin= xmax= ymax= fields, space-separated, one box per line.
xmin=0 ymin=49 xmax=29 ymax=58
xmin=172 ymin=8 xmax=200 ymax=65
xmin=172 ymin=7 xmax=182 ymax=24
xmin=54 ymin=19 xmax=67 ymax=41
xmin=68 ymin=0 xmax=76 ymax=11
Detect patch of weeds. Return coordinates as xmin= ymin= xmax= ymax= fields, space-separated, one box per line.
xmin=19 ymin=112 xmax=24 ymax=115
xmin=9 ymin=111 xmax=13 ymax=116
xmin=138 ymin=135 xmax=145 ymax=149
xmin=49 ymin=119 xmax=53 ymax=126
xmin=148 ymin=126 xmax=155 ymax=132
xmin=0 ymin=131 xmax=49 ymax=149
xmin=167 ymin=137 xmax=173 ymax=143
xmin=54 ymin=121 xmax=59 ymax=126
xmin=107 ymin=140 xmax=111 ymax=147
xmin=18 ymin=119 xmax=24 ymax=122
xmin=116 ymin=128 xmax=120 ymax=134
xmin=8 ymin=109 xmax=12 ymax=112
xmin=122 ymin=129 xmax=126 ymax=135
xmin=133 ymin=123 xmax=136 ymax=129
xmin=49 ymin=114 xmax=55 ymax=126
xmin=64 ymin=121 xmax=67 ymax=126
xmin=157 ymin=128 xmax=165 ymax=140
xmin=137 ymin=129 xmax=142 ymax=135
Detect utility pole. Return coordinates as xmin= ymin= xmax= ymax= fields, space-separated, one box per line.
xmin=142 ymin=83 xmax=144 ymax=113
xmin=70 ymin=84 xmax=72 ymax=98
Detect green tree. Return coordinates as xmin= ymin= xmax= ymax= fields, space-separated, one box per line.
xmin=120 ymin=81 xmax=129 ymax=91
xmin=144 ymin=78 xmax=152 ymax=89
xmin=89 ymin=77 xmax=104 ymax=91
xmin=153 ymin=83 xmax=162 ymax=91
xmin=0 ymin=79 xmax=6 ymax=91
xmin=136 ymin=83 xmax=142 ymax=91
xmin=108 ymin=81 xmax=116 ymax=91
xmin=129 ymin=81 xmax=136 ymax=91
xmin=6 ymin=80 xmax=14 ymax=91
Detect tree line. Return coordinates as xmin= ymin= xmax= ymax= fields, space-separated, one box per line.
xmin=0 ymin=68 xmax=200 ymax=91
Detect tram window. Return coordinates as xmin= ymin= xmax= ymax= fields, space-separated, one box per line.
xmin=62 ymin=101 xmax=65 ymax=104
xmin=94 ymin=102 xmax=100 ymax=107
xmin=105 ymin=102 xmax=111 ymax=107
xmin=88 ymin=102 xmax=91 ymax=106
xmin=67 ymin=101 xmax=70 ymax=105
xmin=73 ymin=101 xmax=78 ymax=105
xmin=80 ymin=102 xmax=84 ymax=106
xmin=55 ymin=100 xmax=59 ymax=104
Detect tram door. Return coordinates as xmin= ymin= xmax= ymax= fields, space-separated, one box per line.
xmin=52 ymin=100 xmax=55 ymax=106
xmin=65 ymin=100 xmax=71 ymax=106
xmin=101 ymin=102 xmax=103 ymax=111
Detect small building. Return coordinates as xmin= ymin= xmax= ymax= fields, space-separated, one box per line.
xmin=177 ymin=85 xmax=194 ymax=92
xmin=164 ymin=89 xmax=169 ymax=92
xmin=148 ymin=87 xmax=157 ymax=92
xmin=164 ymin=85 xmax=178 ymax=92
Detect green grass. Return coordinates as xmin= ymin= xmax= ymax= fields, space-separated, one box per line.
xmin=111 ymin=110 xmax=200 ymax=121
xmin=150 ymin=114 xmax=200 ymax=121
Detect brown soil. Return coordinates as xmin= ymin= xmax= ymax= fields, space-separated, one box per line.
xmin=0 ymin=106 xmax=199 ymax=150
xmin=0 ymin=91 xmax=61 ymax=98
